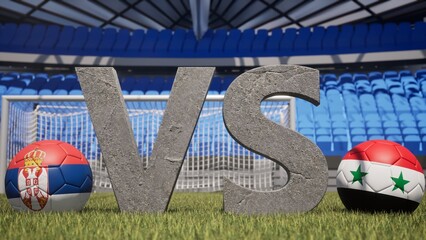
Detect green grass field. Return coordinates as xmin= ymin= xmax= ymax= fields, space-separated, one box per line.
xmin=1 ymin=192 xmax=425 ymax=240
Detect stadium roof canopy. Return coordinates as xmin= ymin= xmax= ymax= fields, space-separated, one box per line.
xmin=0 ymin=0 xmax=425 ymax=37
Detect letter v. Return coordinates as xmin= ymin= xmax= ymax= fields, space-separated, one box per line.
xmin=76 ymin=67 xmax=215 ymax=212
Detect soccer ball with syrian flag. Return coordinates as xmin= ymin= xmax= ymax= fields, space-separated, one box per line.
xmin=336 ymin=140 xmax=425 ymax=212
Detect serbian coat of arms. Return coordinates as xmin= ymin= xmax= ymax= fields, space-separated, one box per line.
xmin=17 ymin=149 xmax=49 ymax=210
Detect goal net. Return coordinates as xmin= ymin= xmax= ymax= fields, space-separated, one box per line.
xmin=0 ymin=95 xmax=294 ymax=192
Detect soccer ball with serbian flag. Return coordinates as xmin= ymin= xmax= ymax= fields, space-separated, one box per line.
xmin=4 ymin=140 xmax=92 ymax=211
xmin=337 ymin=140 xmax=424 ymax=212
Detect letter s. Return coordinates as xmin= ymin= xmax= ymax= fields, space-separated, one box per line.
xmin=222 ymin=65 xmax=328 ymax=214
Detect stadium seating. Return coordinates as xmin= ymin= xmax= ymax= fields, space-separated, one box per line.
xmin=1 ymin=22 xmax=425 ymax=57
xmin=0 ymin=69 xmax=425 ymax=157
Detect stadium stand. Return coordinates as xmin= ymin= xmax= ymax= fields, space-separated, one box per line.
xmin=1 ymin=22 xmax=426 ymax=57
xmin=1 ymin=69 xmax=425 ymax=157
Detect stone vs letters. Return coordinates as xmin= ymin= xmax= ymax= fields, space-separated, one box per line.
xmin=75 ymin=65 xmax=328 ymax=215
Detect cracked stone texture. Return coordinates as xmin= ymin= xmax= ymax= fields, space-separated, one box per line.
xmin=223 ymin=65 xmax=328 ymax=215
xmin=76 ymin=67 xmax=215 ymax=212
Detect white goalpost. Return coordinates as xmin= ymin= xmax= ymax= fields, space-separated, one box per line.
xmin=0 ymin=95 xmax=295 ymax=193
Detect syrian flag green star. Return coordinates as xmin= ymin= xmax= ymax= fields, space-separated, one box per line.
xmin=391 ymin=172 xmax=410 ymax=193
xmin=350 ymin=165 xmax=368 ymax=185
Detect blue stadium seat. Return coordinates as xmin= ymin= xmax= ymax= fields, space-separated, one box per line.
xmin=333 ymin=128 xmax=348 ymax=136
xmin=383 ymin=120 xmax=399 ymax=128
xmin=405 ymin=84 xmax=422 ymax=98
xmin=410 ymin=97 xmax=426 ymax=113
xmin=371 ymin=79 xmax=387 ymax=94
xmin=385 ymin=127 xmax=402 ymax=136
xmin=402 ymin=127 xmax=419 ymax=136
xmin=9 ymin=24 xmax=32 ymax=51
xmin=316 ymin=128 xmax=331 ymax=136
xmin=365 ymin=119 xmax=382 ymax=129
xmin=420 ymin=79 xmax=426 ymax=96
xmin=398 ymin=112 xmax=415 ymax=122
xmin=182 ymin=30 xmax=197 ymax=55
xmin=220 ymin=76 xmax=234 ymax=94
xmin=112 ymin=29 xmax=130 ymax=54
xmin=210 ymin=29 xmax=227 ymax=55
xmin=355 ymin=79 xmax=372 ymax=95
xmin=367 ymin=127 xmax=383 ymax=136
xmin=299 ymin=128 xmax=314 ymax=136
xmin=126 ymin=30 xmax=145 ymax=54
xmin=223 ymin=29 xmax=241 ymax=57
xmin=315 ymin=117 xmax=331 ymax=129
xmin=375 ymin=93 xmax=394 ymax=113
xmin=307 ymin=26 xmax=325 ymax=53
xmin=121 ymin=77 xmax=136 ymax=95
xmin=359 ymin=94 xmax=377 ymax=113
xmin=369 ymin=135 xmax=385 ymax=140
xmin=53 ymin=80 xmax=74 ymax=95
xmin=401 ymin=75 xmax=417 ymax=85
xmin=280 ymin=28 xmax=296 ymax=54
xmin=392 ymin=94 xmax=411 ymax=112
xmin=39 ymin=76 xmax=62 ymax=95
xmin=55 ymin=26 xmax=75 ymax=51
xmin=39 ymin=25 xmax=60 ymax=52
xmin=324 ymin=73 xmax=337 ymax=82
xmin=140 ymin=29 xmax=159 ymax=56
xmin=265 ymin=28 xmax=282 ymax=55
xmin=0 ymin=23 xmax=17 ymax=49
xmin=386 ymin=78 xmax=404 ymax=95
xmin=24 ymin=24 xmax=46 ymax=51
xmin=421 ymin=128 xmax=426 ymax=138
xmin=293 ymin=27 xmax=311 ymax=54
xmin=349 ymin=118 xmax=364 ymax=128
xmin=399 ymin=70 xmax=412 ymax=77
xmin=416 ymin=69 xmax=426 ymax=79
xmin=380 ymin=23 xmax=397 ymax=50
xmin=252 ymin=29 xmax=268 ymax=55
xmin=147 ymin=77 xmax=164 ymax=94
xmin=368 ymin=71 xmax=383 ymax=80
xmin=404 ymin=135 xmax=421 ymax=155
xmin=21 ymin=76 xmax=48 ymax=95
xmin=338 ymin=74 xmax=353 ymax=86
xmin=384 ymin=71 xmax=398 ymax=78
xmin=317 ymin=136 xmax=332 ymax=155
xmin=337 ymin=25 xmax=353 ymax=52
xmin=396 ymin=22 xmax=411 ymax=49
xmin=334 ymin=135 xmax=349 ymax=156
xmin=322 ymin=26 xmax=338 ymax=53
xmin=353 ymin=73 xmax=368 ymax=82
xmin=160 ymin=77 xmax=174 ymax=95
xmin=400 ymin=120 xmax=417 ymax=128
xmin=365 ymin=23 xmax=382 ymax=51
xmin=327 ymin=91 xmax=344 ymax=114
xmin=386 ymin=135 xmax=403 ymax=144
xmin=381 ymin=113 xmax=398 ymax=121
xmin=196 ymin=29 xmax=214 ymax=55
xmin=342 ymin=83 xmax=356 ymax=95
xmin=20 ymin=73 xmax=34 ymax=85
xmin=412 ymin=21 xmax=426 ymax=49
xmin=238 ymin=29 xmax=255 ymax=55
xmin=98 ymin=28 xmax=117 ymax=53
xmin=168 ymin=29 xmax=186 ymax=55
xmin=351 ymin=24 xmax=368 ymax=51
xmin=351 ymin=128 xmax=366 ymax=136
xmin=352 ymin=135 xmax=367 ymax=147
xmin=68 ymin=26 xmax=89 ymax=53
xmin=155 ymin=29 xmax=173 ymax=55
xmin=83 ymin=27 xmax=102 ymax=54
